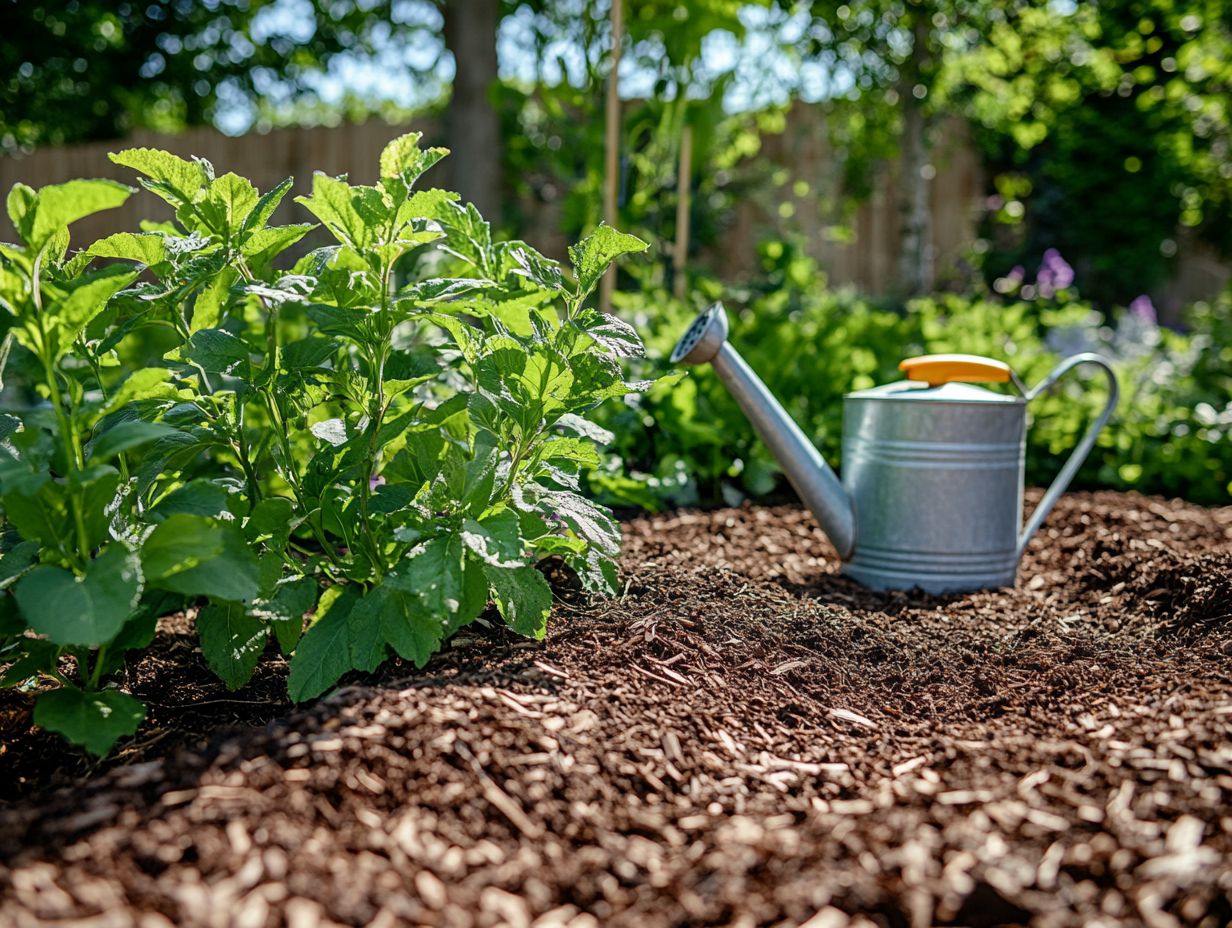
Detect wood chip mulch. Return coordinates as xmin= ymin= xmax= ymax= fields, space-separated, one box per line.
xmin=1 ymin=490 xmax=1230 ymax=927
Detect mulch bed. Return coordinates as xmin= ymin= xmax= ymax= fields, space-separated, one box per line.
xmin=1 ymin=490 xmax=1230 ymax=927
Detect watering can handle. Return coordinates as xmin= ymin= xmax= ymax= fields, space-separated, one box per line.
xmin=1017 ymin=353 xmax=1119 ymax=558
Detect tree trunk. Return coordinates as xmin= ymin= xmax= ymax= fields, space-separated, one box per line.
xmin=442 ymin=0 xmax=502 ymax=225
xmin=896 ymin=13 xmax=933 ymax=297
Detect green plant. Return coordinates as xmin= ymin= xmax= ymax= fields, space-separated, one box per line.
xmin=0 ymin=133 xmax=650 ymax=753
xmin=596 ymin=246 xmax=1232 ymax=510
xmin=0 ymin=177 xmax=263 ymax=754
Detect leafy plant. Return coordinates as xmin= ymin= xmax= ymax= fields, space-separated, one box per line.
xmin=0 ymin=177 xmax=261 ymax=754
xmin=597 ymin=245 xmax=1232 ymax=510
xmin=0 ymin=133 xmax=649 ymax=753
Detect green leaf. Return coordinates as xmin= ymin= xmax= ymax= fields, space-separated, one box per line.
xmin=483 ymin=564 xmax=553 ymax=640
xmin=102 ymin=368 xmax=177 ymax=415
xmin=508 ymin=245 xmax=565 ymax=293
xmin=24 ymin=179 xmax=134 ymax=253
xmin=200 ymin=172 xmax=258 ymax=235
xmin=251 ymin=576 xmax=317 ymax=654
xmin=34 ymin=687 xmax=145 ymax=756
xmin=15 ymin=544 xmax=143 ymax=646
xmin=151 ymin=479 xmax=235 ymax=520
xmin=460 ymin=510 xmax=524 ymax=567
xmin=379 ymin=132 xmax=449 ymax=186
xmin=294 ymin=174 xmax=373 ymax=250
xmin=190 ymin=267 xmax=238 ymax=333
xmin=89 ymin=420 xmax=181 ymax=462
xmin=281 ymin=336 xmax=339 ymax=370
xmin=568 ymin=224 xmax=648 ymax=301
xmin=182 ymin=327 xmax=249 ymax=375
xmin=86 ymin=232 xmax=168 ymax=266
xmin=580 ymin=310 xmax=645 ymax=358
xmin=0 ymin=540 xmax=40 ymax=591
xmin=240 ymin=177 xmax=293 ymax=238
xmin=1 ymin=637 xmax=59 ymax=686
xmin=392 ymin=535 xmax=464 ymax=619
xmin=110 ymin=148 xmax=209 ymax=210
xmin=247 ymin=496 xmax=296 ymax=543
xmin=54 ymin=264 xmax=140 ymax=347
xmin=242 ymin=224 xmax=314 ymax=265
xmin=196 ymin=600 xmax=266 ymax=690
xmin=141 ymin=514 xmax=261 ymax=602
xmin=6 ymin=183 xmax=35 ymax=233
xmin=287 ymin=586 xmax=385 ymax=702
xmin=371 ymin=582 xmax=441 ymax=667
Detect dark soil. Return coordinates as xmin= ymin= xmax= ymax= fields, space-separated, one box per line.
xmin=1 ymin=490 xmax=1230 ymax=927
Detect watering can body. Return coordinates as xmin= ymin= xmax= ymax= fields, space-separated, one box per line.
xmin=670 ymin=302 xmax=1119 ymax=593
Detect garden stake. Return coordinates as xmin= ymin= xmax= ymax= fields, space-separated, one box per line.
xmin=671 ymin=302 xmax=1119 ymax=592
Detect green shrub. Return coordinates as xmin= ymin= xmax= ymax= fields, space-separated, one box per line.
xmin=595 ymin=253 xmax=1231 ymax=510
xmin=0 ymin=134 xmax=649 ymax=753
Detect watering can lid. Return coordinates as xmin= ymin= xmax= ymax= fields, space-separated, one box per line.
xmin=847 ymin=354 xmax=1023 ymax=404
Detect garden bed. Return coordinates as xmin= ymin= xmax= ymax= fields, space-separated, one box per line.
xmin=1 ymin=489 xmax=1230 ymax=927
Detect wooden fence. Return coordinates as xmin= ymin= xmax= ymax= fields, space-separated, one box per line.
xmin=2 ymin=109 xmax=1226 ymax=308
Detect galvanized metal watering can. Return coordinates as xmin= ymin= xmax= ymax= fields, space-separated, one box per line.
xmin=670 ymin=302 xmax=1119 ymax=593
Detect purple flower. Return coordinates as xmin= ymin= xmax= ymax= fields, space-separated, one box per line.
xmin=1007 ymin=265 xmax=1025 ymax=283
xmin=369 ymin=474 xmax=385 ymax=492
xmin=1128 ymin=294 xmax=1157 ymax=324
xmin=1036 ymin=248 xmax=1074 ymax=298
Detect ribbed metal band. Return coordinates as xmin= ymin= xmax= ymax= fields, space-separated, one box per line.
xmin=843 ymin=543 xmax=1020 ymax=592
xmin=845 ymin=437 xmax=1023 ymax=470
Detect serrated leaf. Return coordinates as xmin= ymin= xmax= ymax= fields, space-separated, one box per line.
xmin=251 ymin=576 xmax=317 ymax=654
xmin=24 ymin=179 xmax=134 ymax=253
xmin=201 ymin=172 xmax=259 ymax=235
xmin=55 ymin=264 xmax=139 ymax=347
xmin=483 ymin=564 xmax=552 ymax=639
xmin=371 ymin=582 xmax=442 ymax=667
xmin=460 ymin=510 xmax=524 ymax=567
xmin=197 ymin=600 xmax=266 ymax=690
xmin=15 ymin=544 xmax=143 ymax=646
xmin=555 ymin=414 xmax=615 ymax=444
xmin=287 ymin=586 xmax=385 ymax=702
xmin=379 ymin=132 xmax=449 ymax=187
xmin=581 ymin=311 xmax=645 ymax=358
xmin=141 ymin=514 xmax=260 ymax=602
xmin=151 ymin=480 xmax=234 ymax=520
xmin=86 ymin=232 xmax=168 ymax=266
xmin=242 ymin=224 xmax=314 ymax=265
xmin=509 ymin=245 xmax=565 ymax=292
xmin=191 ymin=267 xmax=238 ymax=332
xmin=295 ymin=174 xmax=373 ymax=250
xmin=110 ymin=148 xmax=209 ymax=210
xmin=390 ymin=535 xmax=464 ymax=620
xmin=240 ymin=177 xmax=293 ymax=239
xmin=182 ymin=327 xmax=249 ymax=375
xmin=102 ymin=368 xmax=177 ymax=415
xmin=34 ymin=687 xmax=146 ymax=756
xmin=89 ymin=420 xmax=181 ymax=462
xmin=568 ymin=224 xmax=648 ymax=301
xmin=6 ymin=183 xmax=35 ymax=233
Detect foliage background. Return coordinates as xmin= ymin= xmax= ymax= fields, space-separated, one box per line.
xmin=2 ymin=0 xmax=1230 ymax=508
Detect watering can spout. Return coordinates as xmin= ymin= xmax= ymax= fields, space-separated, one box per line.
xmin=671 ymin=302 xmax=856 ymax=559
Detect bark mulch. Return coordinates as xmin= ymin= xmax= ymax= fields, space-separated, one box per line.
xmin=1 ymin=490 xmax=1230 ymax=928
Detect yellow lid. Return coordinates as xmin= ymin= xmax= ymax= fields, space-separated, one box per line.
xmin=898 ymin=354 xmax=1012 ymax=388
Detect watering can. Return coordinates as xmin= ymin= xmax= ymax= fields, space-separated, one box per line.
xmin=670 ymin=302 xmax=1119 ymax=593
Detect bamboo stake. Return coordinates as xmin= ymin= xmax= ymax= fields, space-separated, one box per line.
xmin=673 ymin=124 xmax=693 ymax=300
xmin=599 ymin=0 xmax=624 ymax=314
